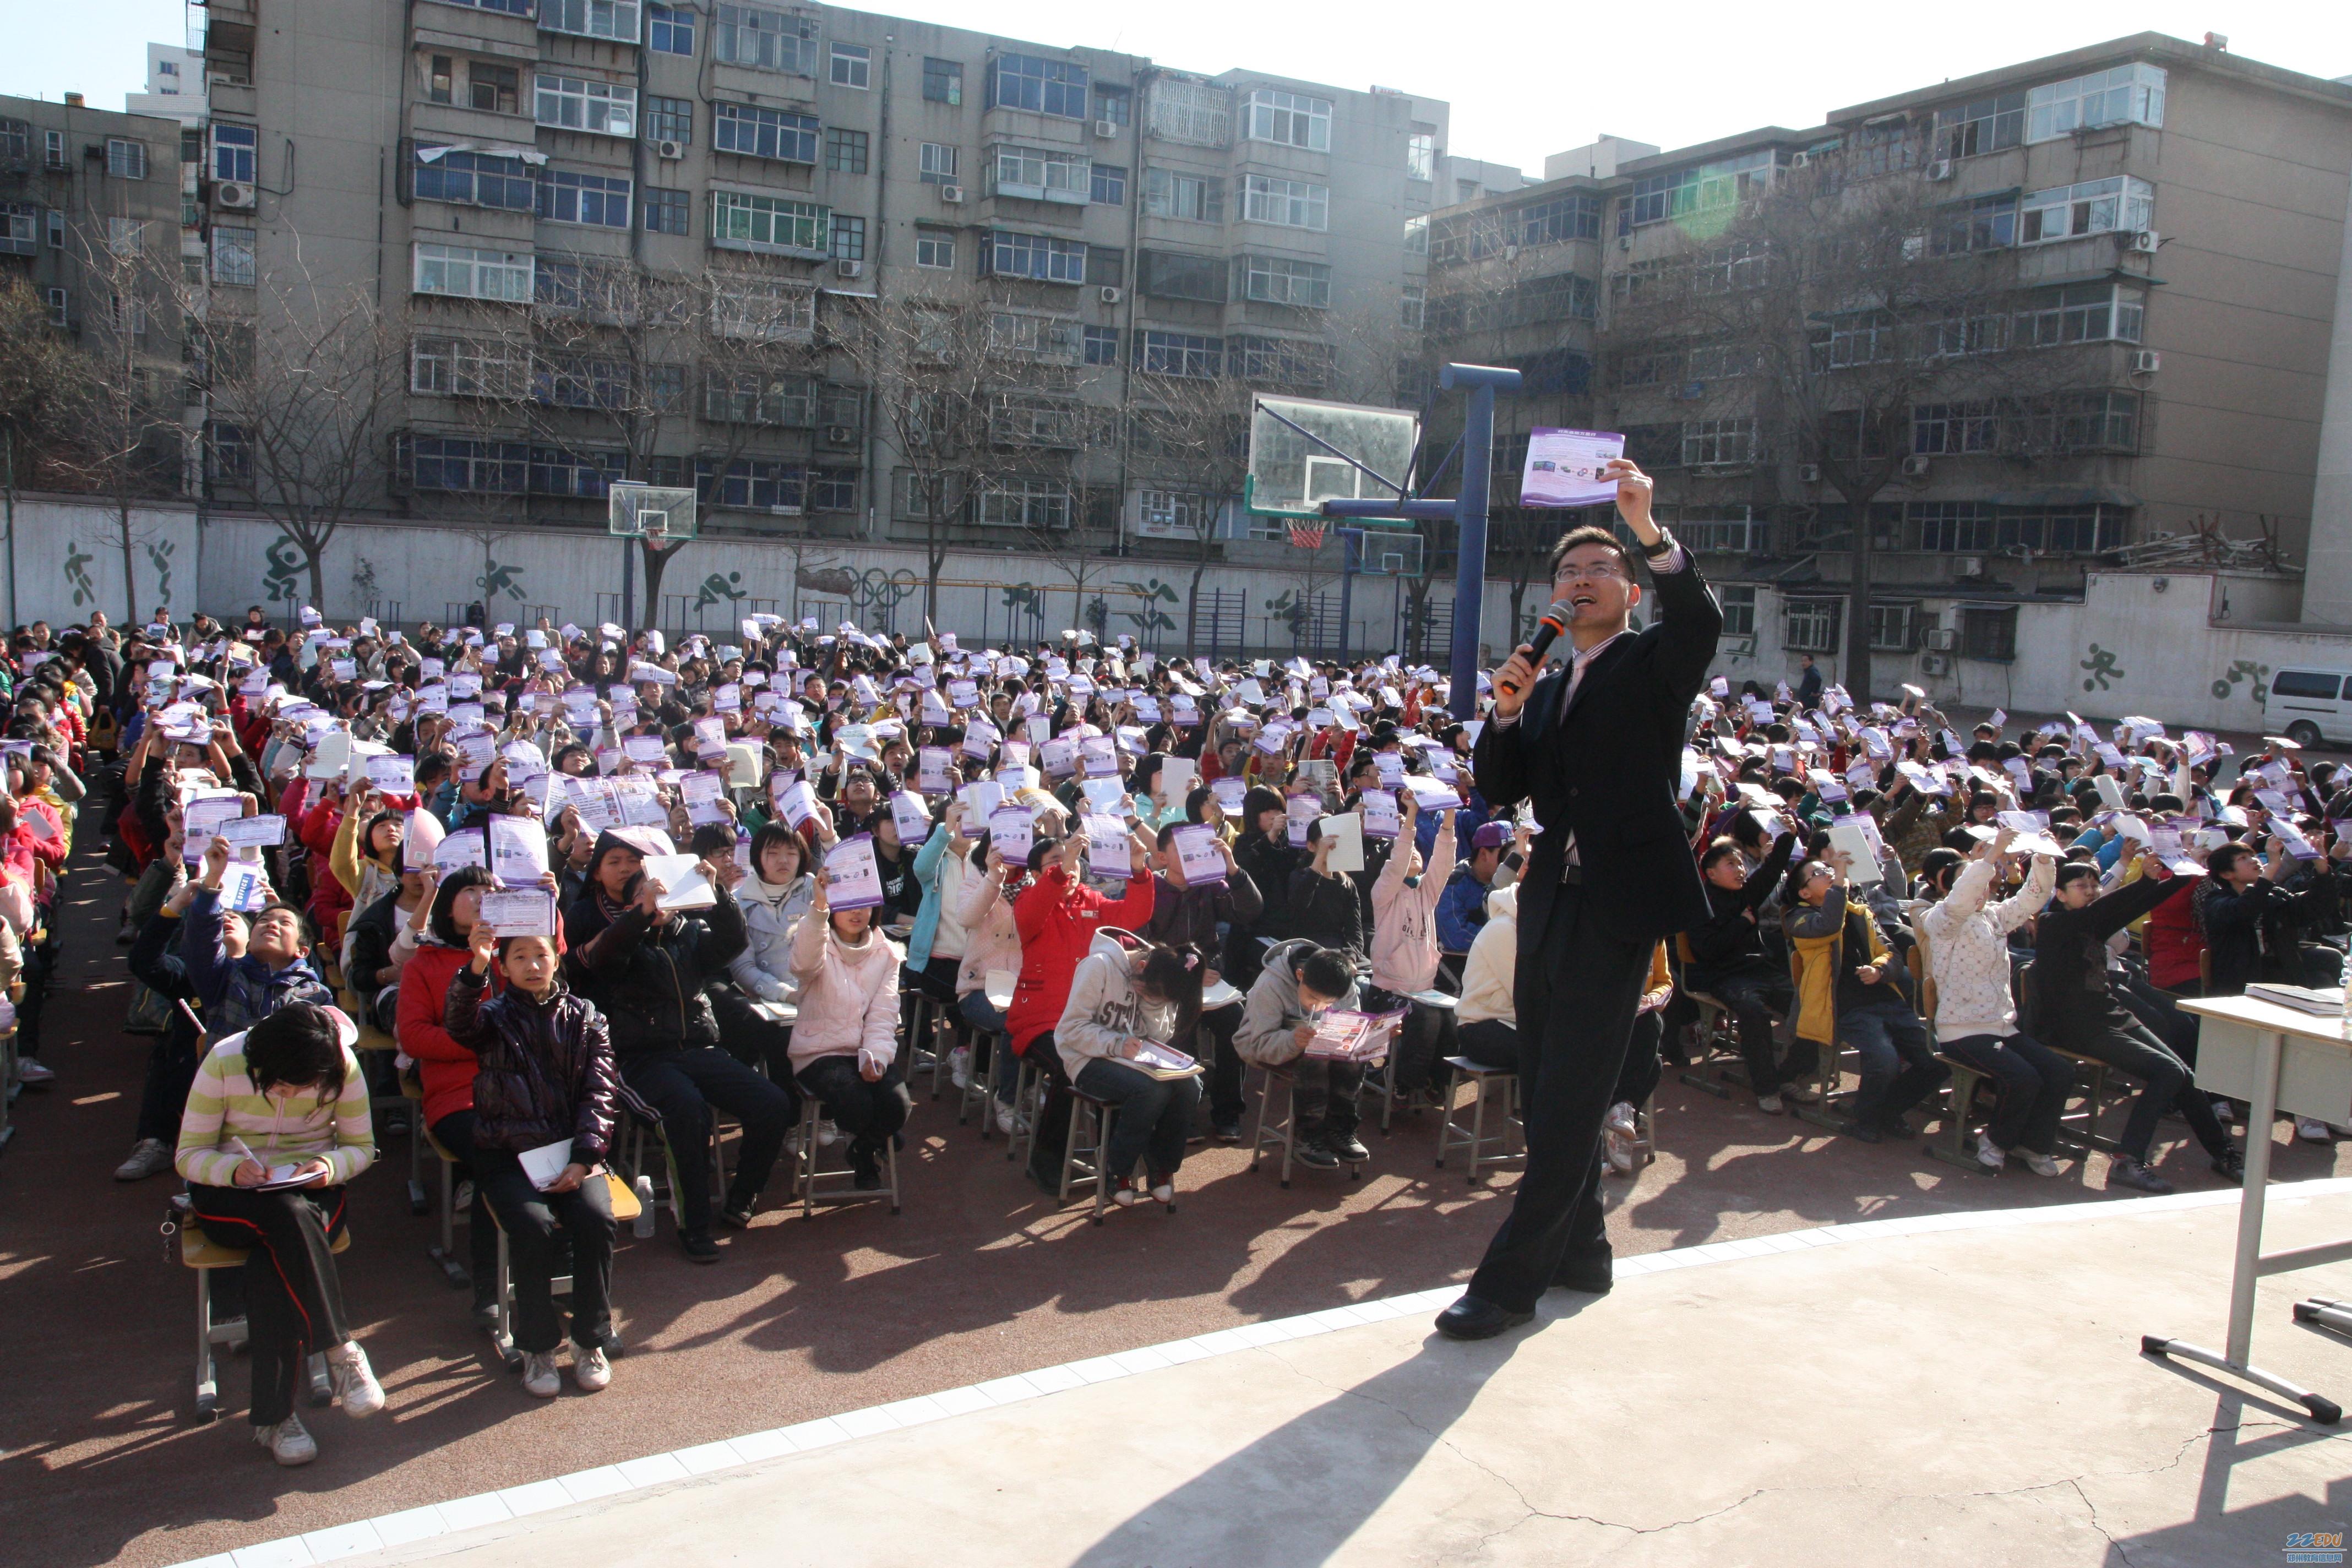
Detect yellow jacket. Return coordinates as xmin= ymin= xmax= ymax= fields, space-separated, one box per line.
xmin=1783 ymin=888 xmax=1893 ymax=1046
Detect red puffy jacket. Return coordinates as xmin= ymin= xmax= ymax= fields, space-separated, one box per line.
xmin=399 ymin=941 xmax=502 ymax=1130
xmin=1006 ymin=864 xmax=1155 ymax=1055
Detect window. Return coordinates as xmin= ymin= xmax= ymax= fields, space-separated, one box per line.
xmin=2054 ymin=389 xmax=2141 ymax=453
xmin=914 ymin=225 xmax=955 ymax=269
xmin=470 ymin=63 xmax=521 ymax=115
xmin=708 ymin=274 xmax=816 ymax=337
xmin=1909 ymin=501 xmax=1995 ymax=553
xmin=208 ymin=422 xmax=253 ymax=484
xmin=923 ymin=57 xmax=962 ymax=105
xmin=649 ymin=3 xmax=695 ymax=54
xmin=1145 ymin=167 xmax=1220 ymax=221
xmin=1085 ymin=246 xmax=1123 ymax=288
xmin=1134 ymin=489 xmax=1213 ymax=541
xmin=1139 ymin=249 xmax=1225 ymax=302
xmin=823 ymin=127 xmax=869 ymax=174
xmin=1231 ymin=335 xmax=1332 ymax=389
xmin=415 ymin=147 xmax=535 ymax=210
xmin=1681 ymin=418 xmax=1759 ymax=467
xmin=535 ymin=353 xmax=631 ymax=412
xmin=105 ymin=138 xmax=147 ymax=180
xmin=992 ymin=144 xmax=1091 ymax=203
xmin=1911 ymin=401 xmax=2001 ymax=455
xmin=541 ymin=0 xmax=641 ymax=41
xmin=703 ymin=457 xmax=807 ymax=511
xmin=1812 ymin=309 xmax=1896 ymax=369
xmin=2012 ymin=282 xmax=2144 ymax=347
xmin=45 ymin=287 xmax=68 ymax=328
xmin=1958 ymin=605 xmax=2017 ymax=662
xmin=990 ymin=53 xmax=1088 ymax=118
xmin=1407 ymin=130 xmax=1434 ymax=181
xmin=528 ymin=446 xmax=627 ymax=498
xmin=427 ymin=53 xmax=455 ymax=102
xmin=0 ymin=118 xmax=25 ymax=164
xmin=2019 ymin=176 xmax=2153 ymax=243
xmin=830 ymin=214 xmax=865 ymax=261
xmin=536 ymin=75 xmax=636 ymax=137
xmin=1241 ymin=175 xmax=1326 ymax=230
xmin=1783 ymin=597 xmax=1842 ymax=654
xmin=1245 ymin=89 xmax=1331 ymax=151
xmin=709 ymin=189 xmax=829 ymax=254
xmin=645 ymin=96 xmax=693 ymax=144
xmin=43 ymin=130 xmax=64 ymax=170
xmin=643 ymin=186 xmax=689 ymax=233
xmin=1093 ymin=86 xmax=1131 ymax=127
xmin=212 ymin=124 xmax=257 ymax=183
xmin=406 ymin=435 xmax=529 ymax=494
xmin=540 ymin=167 xmax=632 ymax=227
xmin=712 ymin=102 xmax=819 ymax=162
xmin=414 ymin=242 xmax=533 ymax=301
xmin=2273 ymin=671 xmax=2346 ymax=700
xmin=1138 ymin=330 xmax=1221 ymax=378
xmin=1241 ymin=253 xmax=1330 ymax=307
xmin=45 ymin=210 xmax=62 ymax=249
xmin=919 ymin=142 xmax=958 ymax=184
xmin=0 ymin=203 xmax=32 ymax=257
xmin=1929 ymin=192 xmax=2016 ymax=255
xmin=2027 ymin=63 xmax=2165 ymax=143
xmin=1625 ymin=148 xmax=1778 ymax=227
xmin=830 ymin=43 xmax=870 ymax=89
xmin=1867 ymin=603 xmax=1915 ymax=652
xmin=1399 ymin=284 xmax=1424 ymax=330
xmin=1084 ymin=324 xmax=1119 ymax=365
xmin=704 ymin=368 xmax=817 ymax=425
xmin=974 ymin=478 xmax=1072 ymax=529
xmin=1404 ymin=214 xmax=1427 ymax=254
xmin=1718 ymin=584 xmax=1756 ymax=636
xmin=983 ymin=230 xmax=1086 ymax=282
xmin=441 ymin=0 xmax=535 ymax=14
xmin=713 ymin=4 xmax=818 ymax=74
xmin=210 ymin=224 xmax=256 ymax=286
xmin=994 ymin=393 xmax=1085 ymax=447
xmin=412 ymin=334 xmax=532 ymax=398
xmin=1934 ymin=91 xmax=2024 ymax=160
xmin=1090 ymin=164 xmax=1125 ymax=205
xmin=810 ymin=469 xmax=857 ymax=511
xmin=106 ymin=216 xmax=145 ymax=255
xmin=988 ymin=311 xmax=1081 ymax=362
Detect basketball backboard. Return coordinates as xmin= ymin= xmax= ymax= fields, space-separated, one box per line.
xmin=608 ymin=483 xmax=699 ymax=543
xmin=1351 ymin=529 xmax=1425 ymax=579
xmin=1245 ymin=395 xmax=1419 ymax=519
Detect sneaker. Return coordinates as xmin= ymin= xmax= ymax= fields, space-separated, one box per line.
xmin=1756 ymin=1093 xmax=1785 ymax=1115
xmin=678 ymin=1228 xmax=721 ymax=1264
xmin=718 ymin=1200 xmax=755 ymax=1230
xmin=520 ymin=1351 xmax=561 ymax=1398
xmin=1211 ymin=1118 xmax=1242 ymax=1143
xmin=1604 ymin=1101 xmax=1638 ymax=1139
xmin=2109 ymin=1156 xmax=2175 ymax=1195
xmin=993 ymin=1101 xmax=1030 ymax=1137
xmin=1148 ymin=1174 xmax=1175 ymax=1205
xmin=471 ymin=1297 xmax=501 ymax=1331
xmin=454 ymin=1179 xmax=475 ymax=1212
xmin=2022 ymin=1151 xmax=2062 ymax=1177
xmin=114 ymin=1137 xmax=173 ymax=1182
xmin=573 ymin=1344 xmax=612 ymax=1392
xmin=848 ymin=1142 xmax=882 ymax=1191
xmin=254 ymin=1411 xmax=317 ymax=1466
xmin=1976 ymin=1138 xmax=2007 ymax=1172
xmin=1778 ymin=1082 xmax=1822 ymax=1105
xmin=14 ymin=1058 xmax=54 ymax=1086
xmin=949 ymin=1046 xmax=972 ymax=1090
xmin=817 ymin=1119 xmax=842 ymax=1147
xmin=1112 ymin=1178 xmax=1141 ymax=1207
xmin=1326 ymin=1130 xmax=1371 ymax=1163
xmin=1293 ymin=1139 xmax=1341 ymax=1169
xmin=2296 ymin=1117 xmax=2334 ymax=1144
xmin=2211 ymin=1148 xmax=2247 ymax=1185
xmin=327 ymin=1343 xmax=384 ymax=1418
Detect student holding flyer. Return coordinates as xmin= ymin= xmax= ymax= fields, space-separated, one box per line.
xmin=1050 ymin=929 xmax=1208 ymax=1205
xmin=1145 ymin=822 xmax=1262 ymax=1141
xmin=787 ymin=868 xmax=909 ymax=1193
xmin=1233 ymin=940 xmax=1374 ymax=1169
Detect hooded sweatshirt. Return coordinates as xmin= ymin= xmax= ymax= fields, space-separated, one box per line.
xmin=1456 ymin=882 xmax=1518 ymax=1026
xmin=1232 ymin=935 xmax=1364 ymax=1068
xmin=1052 ymin=928 xmax=1179 ymax=1082
xmin=787 ymin=908 xmax=902 ymax=1075
xmin=1371 ymin=810 xmax=1455 ymax=995
xmin=1007 ymin=863 xmax=1156 ymax=1054
xmin=729 ymin=868 xmax=816 ymax=1002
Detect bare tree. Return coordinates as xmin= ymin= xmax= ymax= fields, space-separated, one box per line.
xmin=1124 ymin=372 xmax=1254 ymax=655
xmin=0 ymin=277 xmax=108 ymax=620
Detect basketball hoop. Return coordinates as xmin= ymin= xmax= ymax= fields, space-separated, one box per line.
xmin=1288 ymin=522 xmax=1327 ymax=550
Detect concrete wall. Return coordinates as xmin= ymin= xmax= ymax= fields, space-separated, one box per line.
xmin=2304 ymin=155 xmax=2352 ymax=623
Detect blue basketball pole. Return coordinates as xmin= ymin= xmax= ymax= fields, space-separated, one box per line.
xmin=1440 ymin=364 xmax=1522 ymax=720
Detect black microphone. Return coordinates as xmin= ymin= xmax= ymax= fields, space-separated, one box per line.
xmin=1496 ymin=598 xmax=1574 ymax=700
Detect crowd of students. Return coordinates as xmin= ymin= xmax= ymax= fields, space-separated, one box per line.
xmin=7 ymin=596 xmax=2344 ymax=1464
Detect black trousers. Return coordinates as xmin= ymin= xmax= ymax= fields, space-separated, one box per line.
xmin=622 ymin=1047 xmax=797 ymax=1233
xmin=1022 ymin=1031 xmax=1077 ymax=1181
xmin=710 ymin=986 xmax=797 ymax=1083
xmin=187 ymin=1183 xmax=351 ymax=1427
xmin=1467 ymin=880 xmax=1650 ymax=1314
xmin=796 ymin=1054 xmax=913 ymax=1148
xmin=472 ymin=1146 xmax=614 ymax=1354
xmin=135 ymin=1026 xmax=204 ymax=1144
xmin=1197 ymin=1003 xmax=1245 ymax=1124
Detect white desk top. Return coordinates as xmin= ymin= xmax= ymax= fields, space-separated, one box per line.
xmin=2177 ymin=994 xmax=2352 ymax=1049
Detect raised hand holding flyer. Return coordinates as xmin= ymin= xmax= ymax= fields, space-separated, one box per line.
xmin=1519 ymin=428 xmax=1627 ymax=508
xmin=824 ymin=834 xmax=885 ymax=910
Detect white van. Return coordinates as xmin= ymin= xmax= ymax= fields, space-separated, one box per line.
xmin=2263 ymin=667 xmax=2352 ymax=748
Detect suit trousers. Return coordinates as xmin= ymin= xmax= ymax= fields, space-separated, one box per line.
xmin=1467 ymin=879 xmax=1651 ymax=1314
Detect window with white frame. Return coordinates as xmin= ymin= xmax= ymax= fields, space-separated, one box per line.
xmin=919 ymin=142 xmax=957 ymax=184
xmin=1148 ymin=79 xmax=1232 ymax=147
xmin=1717 ymin=584 xmax=1756 ymax=636
xmin=1404 ymin=214 xmax=1428 ymax=254
xmin=413 ymin=241 xmax=533 ymax=301
xmin=1240 ymin=173 xmax=1326 ymax=230
xmin=983 ymin=230 xmax=1086 ymax=282
xmin=707 ymin=273 xmax=815 ymax=338
xmin=414 ymin=147 xmax=535 ymax=210
xmin=412 ymin=334 xmax=532 ymax=398
xmin=45 ymin=287 xmax=68 ymax=327
xmin=1911 ymin=400 xmax=2001 ymax=455
xmin=1783 ymin=597 xmax=1841 ymax=654
xmin=211 ymin=124 xmax=257 ymax=183
xmin=914 ymin=225 xmax=955 ymax=269
xmin=540 ymin=0 xmax=640 ymax=41
xmin=1244 ymin=89 xmax=1331 ymax=151
xmin=713 ymin=3 xmax=818 ymax=73
xmin=712 ymin=101 xmax=818 ymax=162
xmin=1145 ymin=167 xmax=1219 ymax=221
xmin=1681 ymin=418 xmax=1759 ymax=467
xmin=2027 ymin=63 xmax=2165 ymax=143
xmin=527 ymin=445 xmax=627 ymax=497
xmin=1137 ymin=330 xmax=1221 ymax=378
xmin=106 ymin=216 xmax=145 ymax=255
xmin=703 ymin=456 xmax=805 ymax=511
xmin=0 ymin=204 xmax=35 ymax=256
xmin=1673 ymin=507 xmax=1768 ymax=554
xmin=538 ymin=167 xmax=632 ymax=227
xmin=107 ymin=138 xmax=147 ymax=179
xmin=1867 ymin=602 xmax=1915 ymax=652
xmin=993 ymin=392 xmax=1084 ymax=447
xmin=829 ymin=43 xmax=870 ymax=88
xmin=974 ymin=478 xmax=1072 ymax=529
xmin=991 ymin=144 xmax=1090 ymax=204
xmin=989 ymin=54 xmax=1088 ymax=119
xmin=1135 ymin=488 xmax=1210 ymax=540
xmin=406 ymin=435 xmax=527 ymax=494
xmin=108 ymin=293 xmax=146 ymax=336
xmin=2012 ymin=282 xmax=2144 ymax=347
xmin=1400 ymin=283 xmax=1424 ymax=330
xmin=210 ymin=224 xmax=256 ymax=285
xmin=2019 ymin=176 xmax=2152 ymax=243
xmin=536 ymin=74 xmax=636 ymax=137
xmin=988 ymin=311 xmax=1081 ymax=363
xmin=704 ymin=368 xmax=817 ymax=425
xmin=1241 ymin=254 xmax=1330 ymax=307
xmin=1407 ymin=130 xmax=1434 ymax=181
xmin=709 ymin=189 xmax=829 ymax=254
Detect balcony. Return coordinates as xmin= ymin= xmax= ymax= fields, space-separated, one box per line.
xmin=202 ymin=0 xmax=259 ymax=58
xmin=206 ymin=80 xmax=256 ymax=119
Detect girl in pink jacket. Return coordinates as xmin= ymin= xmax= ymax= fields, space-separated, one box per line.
xmin=789 ymin=874 xmax=907 ymax=1190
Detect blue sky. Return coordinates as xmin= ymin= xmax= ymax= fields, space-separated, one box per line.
xmin=7 ymin=0 xmax=2348 ymax=173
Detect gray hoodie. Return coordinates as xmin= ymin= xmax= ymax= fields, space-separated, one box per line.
xmin=728 ymin=870 xmax=817 ymax=1002
xmin=1233 ymin=936 xmax=1362 ymax=1068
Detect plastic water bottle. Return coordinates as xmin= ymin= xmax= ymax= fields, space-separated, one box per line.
xmin=631 ymin=1174 xmax=656 ymax=1238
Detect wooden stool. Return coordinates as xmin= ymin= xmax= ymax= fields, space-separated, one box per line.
xmin=792 ymin=1095 xmax=900 ymax=1218
xmin=487 ymin=1172 xmax=641 ymax=1370
xmin=177 ymin=1198 xmax=351 ymax=1423
xmin=1436 ymin=1056 xmax=1523 ymax=1184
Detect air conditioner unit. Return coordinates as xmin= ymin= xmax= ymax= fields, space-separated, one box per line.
xmin=835 ymin=258 xmax=863 ymax=278
xmin=1901 ymin=454 xmax=1932 ymax=478
xmin=1797 ymin=463 xmax=1821 ymax=483
xmin=2131 ymin=348 xmax=2162 ymax=374
xmin=2127 ymin=230 xmax=2159 ymax=254
xmin=1503 ymin=243 xmax=1518 ymax=260
xmin=1616 ymin=235 xmax=1630 ymax=251
xmin=1919 ymin=652 xmax=1952 ymax=676
xmin=1093 ymin=119 xmax=1118 ymax=139
xmin=1925 ymin=158 xmax=1954 ymax=182
xmin=655 ymin=139 xmax=685 ymax=161
xmin=824 ymin=425 xmax=856 ymax=445
xmin=1790 ymin=151 xmax=1812 ymax=168
xmin=1098 ymin=285 xmax=1121 ymax=304
xmin=1957 ymin=556 xmax=1985 ymax=576
xmin=938 ymin=184 xmax=964 ymax=204
xmin=1924 ymin=627 xmax=1956 ymax=651
xmin=213 ymin=180 xmax=254 ymax=211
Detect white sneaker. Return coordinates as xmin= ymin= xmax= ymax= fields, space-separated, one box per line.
xmin=1604 ymin=1125 xmax=1637 ymax=1174
xmin=328 ymin=1343 xmax=384 ymax=1418
xmin=1112 ymin=1183 xmax=1140 ymax=1207
xmin=993 ymin=1101 xmax=1028 ymax=1137
xmin=1150 ymin=1180 xmax=1174 ymax=1204
xmin=15 ymin=1058 xmax=54 ymax=1085
xmin=2022 ymin=1151 xmax=2062 ymax=1177
xmin=1604 ymin=1101 xmax=1637 ymax=1138
xmin=1976 ymin=1139 xmax=2007 ymax=1172
xmin=1756 ymin=1094 xmax=1784 ymax=1115
xmin=573 ymin=1344 xmax=611 ymax=1392
xmin=2297 ymin=1117 xmax=2334 ymax=1144
xmin=454 ymin=1179 xmax=475 ymax=1212
xmin=255 ymin=1411 xmax=317 ymax=1466
xmin=520 ymin=1351 xmax=562 ymax=1398
xmin=949 ymin=1046 xmax=972 ymax=1090
xmin=817 ymin=1119 xmax=842 ymax=1147
xmin=114 ymin=1138 xmax=173 ymax=1182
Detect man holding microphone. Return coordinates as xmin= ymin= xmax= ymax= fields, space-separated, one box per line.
xmin=1437 ymin=458 xmax=1723 ymax=1339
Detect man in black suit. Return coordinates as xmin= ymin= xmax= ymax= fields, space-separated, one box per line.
xmin=1436 ymin=459 xmax=1722 ymax=1340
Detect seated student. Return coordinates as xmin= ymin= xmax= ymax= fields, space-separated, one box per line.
xmin=1683 ymin=829 xmax=1807 ymax=1112
xmin=787 ymin=872 xmax=909 ymax=1190
xmin=1366 ymin=792 xmax=1456 ymax=1095
xmin=1454 ymin=883 xmax=1518 ymax=1072
xmin=1289 ymin=818 xmax=1367 ymax=959
xmin=1233 ymin=940 xmax=1370 ymax=1168
xmin=952 ymin=834 xmax=1024 ymax=1117
xmin=1917 ymin=830 xmax=2072 ymax=1175
xmin=1783 ymin=847 xmax=1944 ymax=1143
xmin=566 ymin=828 xmax=792 ymax=1261
xmin=345 ymin=833 xmax=433 ymax=1035
xmin=176 ymin=1002 xmax=384 ymax=1466
xmin=183 ymin=837 xmax=333 ymax=1034
xmin=444 ymin=920 xmax=618 ymax=1397
xmin=720 ymin=822 xmax=820 ymax=1079
xmin=1435 ymin=820 xmax=1509 ymax=955
xmin=399 ymin=866 xmax=503 ymax=1317
xmin=1142 ymin=820 xmax=1261 ymax=1141
xmin=1053 ymin=932 xmax=1207 ymax=1204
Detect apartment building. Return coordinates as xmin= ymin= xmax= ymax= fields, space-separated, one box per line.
xmin=1420 ymin=33 xmax=2352 ymax=667
xmin=190 ymin=0 xmax=1442 ymax=565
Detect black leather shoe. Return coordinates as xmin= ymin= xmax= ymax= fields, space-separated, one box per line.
xmin=1434 ymin=1295 xmax=1533 ymax=1340
xmin=1551 ymin=1257 xmax=1613 ymax=1295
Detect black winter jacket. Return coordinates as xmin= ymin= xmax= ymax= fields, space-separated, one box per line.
xmin=444 ymin=964 xmax=618 ymax=1159
xmin=563 ymin=885 xmax=749 ymax=1059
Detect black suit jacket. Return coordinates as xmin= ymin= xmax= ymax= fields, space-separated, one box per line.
xmin=1471 ymin=558 xmax=1723 ymax=949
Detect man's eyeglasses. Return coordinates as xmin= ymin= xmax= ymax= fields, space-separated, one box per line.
xmin=1559 ymin=562 xmax=1630 ymax=584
